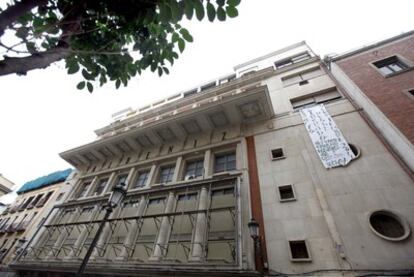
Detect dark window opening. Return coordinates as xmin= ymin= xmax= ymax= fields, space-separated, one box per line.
xmin=278 ymin=185 xmax=295 ymax=201
xmin=299 ymin=80 xmax=309 ymax=86
xmin=408 ymin=89 xmax=414 ymax=97
xmin=348 ymin=144 xmax=360 ymax=157
xmin=369 ymin=212 xmax=405 ymax=239
xmin=271 ymin=148 xmax=285 ymax=160
xmin=289 ymin=240 xmax=310 ymax=260
xmin=56 ymin=192 xmax=65 ymax=201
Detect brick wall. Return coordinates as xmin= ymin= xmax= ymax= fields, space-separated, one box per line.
xmin=336 ymin=36 xmax=414 ymax=143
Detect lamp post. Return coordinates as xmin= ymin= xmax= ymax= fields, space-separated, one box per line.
xmin=76 ymin=182 xmax=127 ymax=276
xmin=248 ymin=218 xmax=264 ymax=273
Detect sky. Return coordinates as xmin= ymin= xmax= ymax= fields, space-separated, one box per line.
xmin=0 ymin=0 xmax=413 ymax=201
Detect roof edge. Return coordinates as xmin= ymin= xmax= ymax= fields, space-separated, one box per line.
xmin=329 ymin=30 xmax=414 ymax=62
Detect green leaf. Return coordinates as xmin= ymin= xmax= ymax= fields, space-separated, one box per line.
xmin=77 ymin=81 xmax=85 ymax=90
xmin=159 ymin=3 xmax=172 ymax=22
xmin=32 ymin=17 xmax=43 ymax=28
xmin=67 ymin=63 xmax=79 ymax=74
xmin=158 ymin=67 xmax=163 ymax=77
xmin=206 ymin=2 xmax=216 ymax=22
xmin=178 ymin=38 xmax=185 ymax=53
xmin=172 ymin=32 xmax=180 ymax=42
xmin=87 ymin=82 xmax=93 ymax=93
xmin=82 ymin=69 xmax=94 ymax=80
xmin=228 ymin=0 xmax=241 ymax=6
xmin=169 ymin=0 xmax=181 ymax=21
xmin=184 ymin=0 xmax=194 ymax=19
xmin=194 ymin=0 xmax=205 ymax=21
xmin=217 ymin=6 xmax=226 ymax=21
xmin=163 ymin=67 xmax=170 ymax=74
xmin=115 ymin=79 xmax=121 ymax=89
xmin=216 ymin=0 xmax=225 ymax=6
xmin=179 ymin=28 xmax=193 ymax=42
xmin=226 ymin=6 xmax=238 ymax=18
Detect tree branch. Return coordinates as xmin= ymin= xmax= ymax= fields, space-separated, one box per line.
xmin=0 ymin=46 xmax=69 ymax=76
xmin=0 ymin=0 xmax=47 ymax=37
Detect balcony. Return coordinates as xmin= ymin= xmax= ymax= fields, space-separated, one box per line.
xmin=16 ymin=221 xmax=29 ymax=232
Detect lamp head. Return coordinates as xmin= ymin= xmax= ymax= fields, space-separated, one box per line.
xmin=248 ymin=218 xmax=260 ymax=240
xmin=108 ymin=182 xmax=127 ymax=208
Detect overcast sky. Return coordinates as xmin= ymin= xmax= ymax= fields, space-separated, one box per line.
xmin=1 ymin=0 xmax=413 ymax=197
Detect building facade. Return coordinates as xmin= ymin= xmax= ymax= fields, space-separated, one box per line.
xmin=11 ymin=41 xmax=414 ymax=276
xmin=0 ymin=169 xmax=74 ymax=267
xmin=0 ymin=175 xmax=14 ymax=197
xmin=328 ymin=31 xmax=414 ymax=172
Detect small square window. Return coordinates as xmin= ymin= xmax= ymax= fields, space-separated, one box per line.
xmin=406 ymin=89 xmax=414 ymax=99
xmin=271 ymin=148 xmax=285 ymax=160
xmin=159 ymin=165 xmax=175 ymax=184
xmin=373 ymin=56 xmax=408 ymax=76
xmin=278 ymin=185 xmax=296 ymax=202
xmin=289 ymin=240 xmax=311 ymax=261
xmin=299 ymin=80 xmax=309 ymax=86
xmin=134 ymin=171 xmax=150 ymax=188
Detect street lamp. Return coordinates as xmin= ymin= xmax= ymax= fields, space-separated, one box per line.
xmin=76 ymin=182 xmax=127 ymax=276
xmin=248 ymin=218 xmax=264 ymax=273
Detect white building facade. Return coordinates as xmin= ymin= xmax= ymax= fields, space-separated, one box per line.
xmin=11 ymin=42 xmax=414 ymax=276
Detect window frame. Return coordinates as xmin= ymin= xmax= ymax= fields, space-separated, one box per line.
xmin=288 ymin=240 xmax=312 ymax=262
xmin=184 ymin=159 xmax=204 ymax=180
xmin=277 ymin=184 xmax=296 ymax=202
xmin=159 ymin=165 xmax=176 ymax=184
xmin=133 ymin=170 xmax=150 ymax=189
xmin=371 ymin=55 xmax=412 ymax=77
xmin=213 ymin=152 xmax=237 ymax=173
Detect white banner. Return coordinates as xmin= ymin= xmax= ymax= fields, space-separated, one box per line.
xmin=300 ymin=104 xmax=355 ymax=168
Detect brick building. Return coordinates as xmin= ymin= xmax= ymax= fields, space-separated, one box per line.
xmin=328 ymin=31 xmax=414 ymax=172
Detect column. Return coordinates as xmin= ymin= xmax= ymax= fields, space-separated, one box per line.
xmin=103 ymin=172 xmax=116 ymax=194
xmin=125 ymin=167 xmax=137 ymax=190
xmin=203 ymin=150 xmax=213 ymax=178
xmin=65 ymin=206 xmax=100 ymax=260
xmin=172 ymin=156 xmax=183 ymax=183
xmin=45 ymin=208 xmax=79 ymax=259
xmin=149 ymin=192 xmax=176 ymax=261
xmin=116 ymin=195 xmax=147 ymax=260
xmin=146 ymin=164 xmax=158 ymax=186
xmin=89 ymin=207 xmax=122 ymax=260
xmin=189 ymin=187 xmax=209 ymax=262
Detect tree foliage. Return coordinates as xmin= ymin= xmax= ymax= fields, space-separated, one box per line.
xmin=0 ymin=0 xmax=240 ymax=92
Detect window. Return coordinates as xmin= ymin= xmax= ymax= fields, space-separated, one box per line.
xmin=28 ymin=194 xmax=43 ymax=208
xmin=289 ymin=240 xmax=311 ymax=261
xmin=159 ymin=165 xmax=175 ymax=183
xmin=56 ymin=192 xmax=65 ymax=201
xmin=271 ymin=148 xmax=285 ymax=160
xmin=77 ymin=182 xmax=91 ymax=198
xmin=275 ymin=52 xmax=311 ymax=69
xmin=282 ymin=67 xmax=323 ymax=86
xmin=94 ymin=178 xmax=108 ymax=196
xmin=348 ymin=144 xmax=360 ymax=158
xmin=42 ymin=191 xmax=53 ymax=204
xmin=19 ymin=196 xmax=34 ymax=210
xmin=184 ymin=160 xmax=204 ymax=179
xmin=368 ymin=210 xmax=410 ymax=241
xmin=373 ymin=56 xmax=408 ymax=76
xmin=116 ymin=174 xmax=128 ymax=186
xmin=123 ymin=200 xmax=140 ymax=208
xmin=214 ymin=152 xmax=236 ymax=173
xmin=278 ymin=185 xmax=296 ymax=201
xmin=406 ymin=88 xmax=414 ymax=99
xmin=148 ymin=197 xmax=166 ymax=205
xmin=291 ymin=89 xmax=342 ymax=111
xmin=133 ymin=171 xmax=150 ymax=188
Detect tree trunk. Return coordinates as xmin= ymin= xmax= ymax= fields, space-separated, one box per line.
xmin=0 ymin=0 xmax=47 ymax=37
xmin=0 ymin=47 xmax=69 ymax=76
